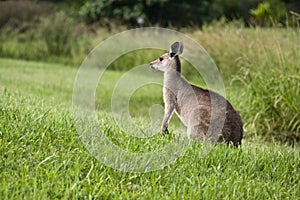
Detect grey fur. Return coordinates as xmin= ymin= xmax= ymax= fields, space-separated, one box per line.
xmin=150 ymin=42 xmax=243 ymax=146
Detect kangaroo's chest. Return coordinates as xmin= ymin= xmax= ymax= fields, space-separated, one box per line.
xmin=163 ymin=87 xmax=182 ymax=117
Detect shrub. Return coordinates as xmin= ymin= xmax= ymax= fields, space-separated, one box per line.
xmin=0 ymin=25 xmax=48 ymax=61
xmin=39 ymin=11 xmax=76 ymax=56
xmin=0 ymin=10 xmax=91 ymax=65
xmin=0 ymin=0 xmax=42 ymax=29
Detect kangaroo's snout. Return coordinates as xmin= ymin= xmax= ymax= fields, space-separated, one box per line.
xmin=150 ymin=61 xmax=155 ymax=69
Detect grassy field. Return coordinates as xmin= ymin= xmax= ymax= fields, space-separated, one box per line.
xmin=0 ymin=56 xmax=299 ymax=199
xmin=1 ymin=26 xmax=300 ymax=199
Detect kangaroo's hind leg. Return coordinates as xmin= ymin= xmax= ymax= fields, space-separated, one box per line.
xmin=187 ymin=124 xmax=207 ymax=141
xmin=186 ymin=106 xmax=211 ymax=140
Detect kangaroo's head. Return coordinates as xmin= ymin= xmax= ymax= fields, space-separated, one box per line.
xmin=150 ymin=42 xmax=184 ymax=73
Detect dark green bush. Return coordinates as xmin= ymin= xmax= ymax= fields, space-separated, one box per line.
xmin=78 ymin=0 xmax=300 ymax=27
xmin=79 ymin=0 xmax=146 ymax=25
xmin=79 ymin=0 xmax=226 ymax=27
xmin=79 ymin=0 xmax=112 ymax=24
xmin=250 ymin=0 xmax=287 ymax=26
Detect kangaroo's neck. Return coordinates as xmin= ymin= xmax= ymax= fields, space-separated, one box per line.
xmin=164 ymin=56 xmax=181 ymax=83
xmin=163 ymin=56 xmax=184 ymax=94
xmin=164 ymin=69 xmax=180 ymax=81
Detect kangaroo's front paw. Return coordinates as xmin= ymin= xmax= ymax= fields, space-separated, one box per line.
xmin=161 ymin=127 xmax=169 ymax=135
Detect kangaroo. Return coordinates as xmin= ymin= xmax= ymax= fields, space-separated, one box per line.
xmin=150 ymin=42 xmax=243 ymax=146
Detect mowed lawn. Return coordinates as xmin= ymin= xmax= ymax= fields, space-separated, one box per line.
xmin=0 ymin=58 xmax=299 ymax=199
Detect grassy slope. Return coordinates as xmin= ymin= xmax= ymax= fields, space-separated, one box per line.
xmin=0 ymin=58 xmax=299 ymax=199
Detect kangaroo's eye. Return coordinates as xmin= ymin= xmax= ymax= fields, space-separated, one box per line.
xmin=159 ymin=57 xmax=163 ymax=61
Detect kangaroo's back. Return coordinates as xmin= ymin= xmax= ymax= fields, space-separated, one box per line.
xmin=176 ymin=84 xmax=243 ymax=146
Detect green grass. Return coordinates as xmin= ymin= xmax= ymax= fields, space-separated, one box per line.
xmin=1 ymin=57 xmax=300 ymax=199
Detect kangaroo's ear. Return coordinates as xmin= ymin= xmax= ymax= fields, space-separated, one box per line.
xmin=169 ymin=42 xmax=184 ymax=57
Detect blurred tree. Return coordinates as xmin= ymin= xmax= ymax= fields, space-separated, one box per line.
xmin=79 ymin=0 xmax=225 ymax=27
xmin=283 ymin=0 xmax=300 ymax=14
xmin=215 ymin=0 xmax=261 ymax=25
xmin=77 ymin=0 xmax=297 ymax=27
xmin=251 ymin=0 xmax=287 ymax=26
xmin=145 ymin=0 xmax=224 ymax=26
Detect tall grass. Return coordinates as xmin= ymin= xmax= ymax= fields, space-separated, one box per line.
xmin=40 ymin=11 xmax=75 ymax=56
xmin=189 ymin=25 xmax=300 ymax=142
xmin=241 ymin=70 xmax=300 ymax=143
